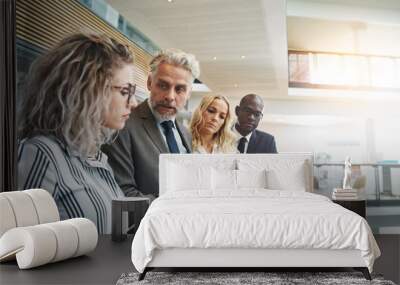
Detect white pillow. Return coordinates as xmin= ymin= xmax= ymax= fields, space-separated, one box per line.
xmin=267 ymin=166 xmax=306 ymax=191
xmin=211 ymin=168 xmax=268 ymax=191
xmin=237 ymin=158 xmax=308 ymax=191
xmin=237 ymin=169 xmax=268 ymax=189
xmin=167 ymin=162 xmax=212 ymax=192
xmin=212 ymin=168 xmax=237 ymax=191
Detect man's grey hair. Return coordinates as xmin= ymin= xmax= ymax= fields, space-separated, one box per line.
xmin=149 ymin=48 xmax=200 ymax=82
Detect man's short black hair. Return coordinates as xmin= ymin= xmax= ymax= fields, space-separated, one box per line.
xmin=239 ymin=94 xmax=264 ymax=107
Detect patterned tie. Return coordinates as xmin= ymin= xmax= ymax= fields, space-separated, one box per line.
xmin=237 ymin=137 xmax=247 ymax=153
xmin=160 ymin=120 xmax=180 ymax=153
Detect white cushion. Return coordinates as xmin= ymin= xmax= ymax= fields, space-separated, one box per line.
xmin=237 ymin=158 xmax=308 ymax=191
xmin=267 ymin=166 xmax=306 ymax=191
xmin=159 ymin=154 xmax=237 ymax=195
xmin=0 ymin=196 xmax=17 ymax=237
xmin=24 ymin=189 xmax=60 ymax=224
xmin=0 ymin=225 xmax=57 ymax=268
xmin=0 ymin=190 xmax=98 ymax=269
xmin=66 ymin=218 xmax=98 ymax=257
xmin=0 ymin=191 xmax=39 ymax=228
xmin=236 ymin=169 xmax=268 ymax=189
xmin=212 ymin=168 xmax=237 ymax=191
xmin=208 ymin=168 xmax=268 ymax=192
xmin=0 ymin=189 xmax=59 ymax=237
xmin=166 ymin=162 xmax=212 ymax=192
xmin=160 ymin=154 xmax=312 ymax=195
xmin=42 ymin=222 xmax=79 ymax=262
xmin=0 ymin=218 xmax=97 ymax=269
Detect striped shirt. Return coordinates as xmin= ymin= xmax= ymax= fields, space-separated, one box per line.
xmin=18 ymin=135 xmax=124 ymax=234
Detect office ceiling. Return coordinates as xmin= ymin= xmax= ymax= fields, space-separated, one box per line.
xmin=106 ymin=0 xmax=288 ymax=99
xmin=107 ymin=0 xmax=400 ymax=100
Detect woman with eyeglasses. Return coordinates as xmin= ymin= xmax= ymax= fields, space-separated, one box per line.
xmin=18 ymin=33 xmax=137 ymax=234
xmin=190 ymin=95 xmax=237 ymax=153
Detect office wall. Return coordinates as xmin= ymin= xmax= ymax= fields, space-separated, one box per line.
xmin=259 ymin=98 xmax=400 ymax=162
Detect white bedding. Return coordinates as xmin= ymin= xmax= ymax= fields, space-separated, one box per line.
xmin=131 ymin=190 xmax=380 ymax=273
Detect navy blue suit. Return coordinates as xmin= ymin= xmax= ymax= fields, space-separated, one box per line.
xmin=247 ymin=129 xmax=277 ymax=153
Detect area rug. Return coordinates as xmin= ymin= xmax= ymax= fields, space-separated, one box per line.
xmin=116 ymin=271 xmax=396 ymax=285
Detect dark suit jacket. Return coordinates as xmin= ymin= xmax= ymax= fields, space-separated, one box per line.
xmin=102 ymin=100 xmax=192 ymax=197
xmin=247 ymin=129 xmax=277 ymax=154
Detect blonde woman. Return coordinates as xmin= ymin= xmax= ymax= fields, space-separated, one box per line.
xmin=190 ymin=95 xmax=237 ymax=153
xmin=18 ymin=33 xmax=137 ymax=234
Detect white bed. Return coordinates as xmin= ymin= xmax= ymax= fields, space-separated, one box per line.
xmin=131 ymin=154 xmax=380 ymax=280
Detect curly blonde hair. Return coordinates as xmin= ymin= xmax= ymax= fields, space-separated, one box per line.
xmin=190 ymin=95 xmax=236 ymax=153
xmin=19 ymin=33 xmax=134 ymax=157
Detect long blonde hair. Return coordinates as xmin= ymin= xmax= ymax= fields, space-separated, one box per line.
xmin=190 ymin=95 xmax=236 ymax=153
xmin=19 ymin=33 xmax=134 ymax=157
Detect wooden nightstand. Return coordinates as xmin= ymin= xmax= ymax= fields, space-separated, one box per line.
xmin=333 ymin=200 xmax=366 ymax=218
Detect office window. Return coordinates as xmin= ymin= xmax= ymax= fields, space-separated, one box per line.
xmin=289 ymin=51 xmax=400 ymax=90
xmin=288 ymin=53 xmax=310 ymax=83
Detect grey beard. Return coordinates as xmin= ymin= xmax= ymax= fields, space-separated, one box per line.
xmin=149 ymin=98 xmax=180 ymax=121
xmin=156 ymin=112 xmax=176 ymax=121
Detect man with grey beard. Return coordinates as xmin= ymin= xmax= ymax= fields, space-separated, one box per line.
xmin=103 ymin=49 xmax=199 ymax=199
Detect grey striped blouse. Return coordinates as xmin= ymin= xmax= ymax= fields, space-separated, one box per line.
xmin=18 ymin=135 xmax=124 ymax=234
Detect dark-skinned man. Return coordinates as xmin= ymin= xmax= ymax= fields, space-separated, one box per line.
xmin=234 ymin=94 xmax=277 ymax=153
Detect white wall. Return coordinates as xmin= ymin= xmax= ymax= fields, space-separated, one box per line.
xmin=256 ymin=97 xmax=400 ymax=163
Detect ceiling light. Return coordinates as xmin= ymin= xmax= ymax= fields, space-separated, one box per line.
xmin=167 ymin=0 xmax=173 ymax=2
xmin=213 ymin=56 xmax=217 ymax=60
xmin=234 ymin=84 xmax=238 ymax=88
xmin=240 ymin=55 xmax=246 ymax=59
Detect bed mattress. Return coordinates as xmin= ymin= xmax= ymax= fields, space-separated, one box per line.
xmin=131 ymin=190 xmax=380 ymax=273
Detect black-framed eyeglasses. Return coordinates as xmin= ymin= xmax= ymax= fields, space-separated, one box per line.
xmin=240 ymin=106 xmax=263 ymax=119
xmin=112 ymin=83 xmax=136 ymax=104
